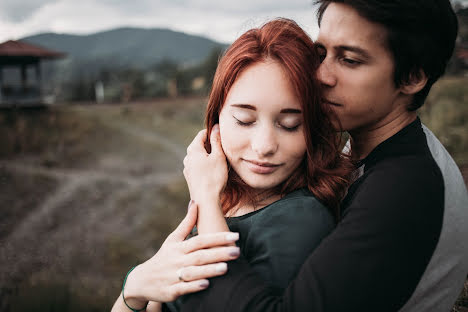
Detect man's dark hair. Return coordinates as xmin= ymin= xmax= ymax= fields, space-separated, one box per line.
xmin=316 ymin=0 xmax=458 ymax=110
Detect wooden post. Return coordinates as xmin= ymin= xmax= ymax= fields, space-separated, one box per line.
xmin=0 ymin=65 xmax=3 ymax=104
xmin=21 ymin=64 xmax=27 ymax=92
xmin=36 ymin=62 xmax=42 ymax=98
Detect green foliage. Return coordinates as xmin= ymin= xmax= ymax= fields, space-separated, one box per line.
xmin=21 ymin=28 xmax=227 ymax=103
xmin=58 ymin=46 xmax=224 ymax=102
xmin=419 ymin=77 xmax=468 ymax=164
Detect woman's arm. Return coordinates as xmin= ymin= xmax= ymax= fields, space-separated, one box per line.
xmin=183 ymin=125 xmax=231 ymax=234
xmin=111 ymin=203 xmax=240 ymax=312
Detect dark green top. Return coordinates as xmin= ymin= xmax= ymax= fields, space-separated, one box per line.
xmin=226 ymin=188 xmax=334 ymax=290
xmin=164 ymin=188 xmax=334 ymax=311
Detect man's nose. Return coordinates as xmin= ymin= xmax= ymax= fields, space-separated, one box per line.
xmin=251 ymin=125 xmax=278 ymax=157
xmin=317 ymin=58 xmax=337 ymax=87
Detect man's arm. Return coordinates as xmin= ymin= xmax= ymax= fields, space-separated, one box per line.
xmin=181 ymin=161 xmax=444 ymax=312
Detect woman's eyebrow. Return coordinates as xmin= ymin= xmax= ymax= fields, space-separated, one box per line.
xmin=230 ymin=104 xmax=301 ymax=114
xmin=280 ymin=108 xmax=302 ymax=114
xmin=231 ymin=104 xmax=256 ymax=110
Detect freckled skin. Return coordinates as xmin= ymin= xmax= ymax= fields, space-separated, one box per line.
xmin=218 ymin=60 xmax=306 ymax=191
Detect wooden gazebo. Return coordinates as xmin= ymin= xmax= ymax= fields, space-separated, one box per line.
xmin=0 ymin=40 xmax=66 ymax=106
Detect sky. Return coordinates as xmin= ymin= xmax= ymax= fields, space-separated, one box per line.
xmin=0 ymin=0 xmax=320 ymax=44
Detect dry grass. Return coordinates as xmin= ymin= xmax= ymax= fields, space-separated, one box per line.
xmin=0 ymin=97 xmax=203 ymax=312
xmin=0 ymin=77 xmax=467 ymax=311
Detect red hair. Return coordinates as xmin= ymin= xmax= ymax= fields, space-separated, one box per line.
xmin=205 ymin=18 xmax=352 ymax=219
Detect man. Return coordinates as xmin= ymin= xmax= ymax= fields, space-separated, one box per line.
xmin=180 ymin=0 xmax=468 ymax=311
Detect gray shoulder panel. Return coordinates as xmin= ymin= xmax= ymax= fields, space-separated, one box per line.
xmin=399 ymin=125 xmax=468 ymax=312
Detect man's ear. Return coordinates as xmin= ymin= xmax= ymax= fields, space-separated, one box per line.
xmin=400 ymin=69 xmax=428 ymax=95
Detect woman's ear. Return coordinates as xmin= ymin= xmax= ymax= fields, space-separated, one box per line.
xmin=400 ymin=69 xmax=428 ymax=95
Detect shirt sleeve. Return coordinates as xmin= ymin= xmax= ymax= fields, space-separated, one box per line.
xmin=245 ymin=196 xmax=334 ymax=290
xmin=180 ymin=159 xmax=444 ymax=312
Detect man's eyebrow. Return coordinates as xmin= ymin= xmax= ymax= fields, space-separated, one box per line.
xmin=231 ymin=104 xmax=256 ymax=110
xmin=337 ymin=45 xmax=371 ymax=59
xmin=315 ymin=42 xmax=371 ymax=59
xmin=315 ymin=42 xmax=325 ymax=50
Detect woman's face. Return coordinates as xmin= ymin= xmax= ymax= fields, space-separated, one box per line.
xmin=218 ymin=59 xmax=307 ymax=191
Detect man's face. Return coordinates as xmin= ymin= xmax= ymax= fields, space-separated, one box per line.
xmin=316 ymin=3 xmax=409 ymax=133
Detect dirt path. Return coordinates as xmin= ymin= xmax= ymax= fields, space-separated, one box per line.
xmin=1 ymin=159 xmax=182 ymax=241
xmin=0 ymin=114 xmax=188 ymax=287
xmin=77 ymin=107 xmax=187 ymax=162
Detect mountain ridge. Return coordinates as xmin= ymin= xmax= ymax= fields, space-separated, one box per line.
xmin=21 ymin=27 xmax=228 ymax=68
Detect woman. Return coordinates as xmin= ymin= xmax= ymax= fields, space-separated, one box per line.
xmin=112 ymin=18 xmax=351 ymax=312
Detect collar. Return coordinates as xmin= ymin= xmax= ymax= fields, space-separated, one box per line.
xmin=359 ymin=117 xmax=425 ymax=171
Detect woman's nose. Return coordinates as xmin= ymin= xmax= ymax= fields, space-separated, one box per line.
xmin=250 ymin=125 xmax=278 ymax=157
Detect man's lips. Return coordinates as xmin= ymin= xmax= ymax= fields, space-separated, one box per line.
xmin=323 ymin=98 xmax=342 ymax=107
xmin=244 ymin=159 xmax=282 ymax=174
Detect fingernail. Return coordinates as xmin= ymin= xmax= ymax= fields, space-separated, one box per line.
xmin=187 ymin=199 xmax=194 ymax=210
xmin=215 ymin=263 xmax=227 ymax=273
xmin=229 ymin=247 xmax=240 ymax=257
xmin=199 ymin=280 xmax=209 ymax=288
xmin=225 ymin=232 xmax=239 ymax=242
xmin=213 ymin=124 xmax=219 ymax=133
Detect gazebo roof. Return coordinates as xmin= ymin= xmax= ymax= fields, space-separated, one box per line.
xmin=0 ymin=40 xmax=65 ymax=59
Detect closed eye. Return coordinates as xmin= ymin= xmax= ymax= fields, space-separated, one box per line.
xmin=234 ymin=116 xmax=254 ymax=126
xmin=279 ymin=123 xmax=301 ymax=132
xmin=344 ymin=58 xmax=360 ymax=64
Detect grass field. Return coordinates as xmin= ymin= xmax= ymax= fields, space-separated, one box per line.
xmin=0 ymin=76 xmax=467 ymax=311
xmin=0 ymin=97 xmax=206 ymax=311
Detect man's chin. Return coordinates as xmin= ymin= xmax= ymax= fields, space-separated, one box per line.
xmin=329 ymin=115 xmax=348 ymax=132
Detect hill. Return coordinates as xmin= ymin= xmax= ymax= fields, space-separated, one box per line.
xmin=22 ymin=27 xmax=227 ymax=68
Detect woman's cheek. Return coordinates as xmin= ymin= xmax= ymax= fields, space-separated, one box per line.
xmin=219 ymin=131 xmax=234 ymax=163
xmin=281 ymin=134 xmax=306 ymax=159
xmin=220 ymin=123 xmax=240 ymax=156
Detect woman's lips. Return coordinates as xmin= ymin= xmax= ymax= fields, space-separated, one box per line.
xmin=244 ymin=159 xmax=281 ymax=174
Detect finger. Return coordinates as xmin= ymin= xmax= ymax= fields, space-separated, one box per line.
xmin=182 ymin=232 xmax=239 ymax=253
xmin=184 ymin=246 xmax=240 ymax=266
xmin=168 ymin=202 xmax=198 ymax=242
xmin=209 ymin=124 xmax=224 ymax=156
xmin=169 ymin=279 xmax=210 ymax=298
xmin=178 ymin=262 xmax=228 ymax=282
xmin=187 ymin=129 xmax=208 ymax=154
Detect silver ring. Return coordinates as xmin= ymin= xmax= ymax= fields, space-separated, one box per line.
xmin=177 ymin=268 xmax=186 ymax=282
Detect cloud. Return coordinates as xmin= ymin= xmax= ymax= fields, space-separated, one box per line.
xmin=0 ymin=0 xmax=57 ymax=22
xmin=0 ymin=0 xmax=319 ymax=43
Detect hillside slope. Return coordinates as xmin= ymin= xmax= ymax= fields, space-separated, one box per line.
xmin=0 ymin=97 xmax=205 ymax=311
xmin=23 ymin=27 xmax=227 ymax=68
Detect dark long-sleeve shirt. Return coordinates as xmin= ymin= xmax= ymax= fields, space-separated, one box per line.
xmin=180 ymin=118 xmax=468 ymax=312
xmin=164 ymin=189 xmax=334 ymax=312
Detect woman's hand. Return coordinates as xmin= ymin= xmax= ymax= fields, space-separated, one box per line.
xmin=183 ymin=125 xmax=228 ymax=207
xmin=111 ymin=202 xmax=240 ymax=311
